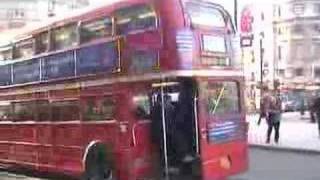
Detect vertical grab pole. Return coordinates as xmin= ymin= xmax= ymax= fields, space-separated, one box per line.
xmin=194 ymin=96 xmax=200 ymax=155
xmin=160 ymin=81 xmax=169 ymax=180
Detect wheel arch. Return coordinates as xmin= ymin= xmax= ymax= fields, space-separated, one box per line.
xmin=82 ymin=140 xmax=115 ymax=172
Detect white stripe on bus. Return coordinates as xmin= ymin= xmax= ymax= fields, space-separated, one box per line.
xmin=0 ymin=70 xmax=243 ymax=96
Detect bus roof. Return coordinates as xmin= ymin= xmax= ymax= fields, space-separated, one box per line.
xmin=10 ymin=0 xmax=151 ymax=41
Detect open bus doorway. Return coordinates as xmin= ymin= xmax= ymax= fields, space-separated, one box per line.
xmin=150 ymin=78 xmax=200 ymax=179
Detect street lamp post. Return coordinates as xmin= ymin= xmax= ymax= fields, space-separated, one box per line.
xmin=234 ymin=0 xmax=238 ymax=30
xmin=260 ymin=32 xmax=264 ymax=111
xmin=260 ymin=36 xmax=264 ymax=88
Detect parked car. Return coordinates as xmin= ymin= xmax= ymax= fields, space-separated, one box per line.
xmin=281 ymin=93 xmax=306 ymax=112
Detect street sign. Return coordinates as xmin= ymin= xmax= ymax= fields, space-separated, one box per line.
xmin=240 ymin=34 xmax=253 ymax=47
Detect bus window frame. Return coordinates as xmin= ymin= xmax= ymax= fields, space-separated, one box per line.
xmin=79 ymin=16 xmax=114 ymax=44
xmin=181 ymin=0 xmax=236 ymax=34
xmin=50 ymin=98 xmax=81 ymax=122
xmin=0 ymin=45 xmax=13 ymax=61
xmin=50 ymin=23 xmax=80 ymax=52
xmin=113 ymin=3 xmax=159 ymax=36
xmin=0 ymin=101 xmax=12 ymax=122
xmin=199 ymin=79 xmax=242 ymax=119
xmin=182 ymin=1 xmax=226 ymax=29
xmin=81 ymin=95 xmax=117 ymax=122
xmin=11 ymin=100 xmax=37 ymax=122
xmin=13 ymin=37 xmax=36 ymax=60
xmin=200 ymin=34 xmax=227 ymax=54
xmin=35 ymin=31 xmax=50 ymax=55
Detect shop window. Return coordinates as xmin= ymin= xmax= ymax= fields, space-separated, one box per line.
xmin=314 ymin=67 xmax=320 ymax=77
xmin=278 ymin=46 xmax=282 ymax=61
xmin=314 ymin=4 xmax=320 ymax=14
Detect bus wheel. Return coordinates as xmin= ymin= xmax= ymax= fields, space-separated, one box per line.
xmin=83 ymin=144 xmax=113 ymax=180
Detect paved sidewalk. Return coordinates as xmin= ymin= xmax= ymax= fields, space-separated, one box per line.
xmin=247 ymin=112 xmax=320 ymax=153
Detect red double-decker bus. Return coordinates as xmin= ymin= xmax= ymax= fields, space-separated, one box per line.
xmin=0 ymin=0 xmax=248 ymax=179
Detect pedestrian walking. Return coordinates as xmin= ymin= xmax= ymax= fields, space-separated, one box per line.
xmin=258 ymin=87 xmax=271 ymax=126
xmin=312 ymin=96 xmax=320 ymax=138
xmin=300 ymin=98 xmax=305 ymax=116
xmin=266 ymin=92 xmax=282 ymax=144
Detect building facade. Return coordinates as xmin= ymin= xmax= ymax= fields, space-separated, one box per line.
xmin=240 ymin=2 xmax=275 ymax=112
xmin=0 ymin=0 xmax=89 ymax=32
xmin=0 ymin=0 xmax=39 ymax=31
xmin=274 ymin=0 xmax=320 ymax=90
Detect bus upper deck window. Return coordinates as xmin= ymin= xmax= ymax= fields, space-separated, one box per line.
xmin=185 ymin=2 xmax=225 ymax=29
xmin=13 ymin=38 xmax=35 ymax=60
xmin=52 ymin=24 xmax=78 ymax=51
xmin=80 ymin=17 xmax=113 ymax=43
xmin=35 ymin=31 xmax=49 ymax=54
xmin=114 ymin=4 xmax=157 ymax=35
xmin=0 ymin=45 xmax=13 ymax=61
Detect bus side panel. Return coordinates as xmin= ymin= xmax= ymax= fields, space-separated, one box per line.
xmin=37 ymin=124 xmax=55 ymax=172
xmin=82 ymin=123 xmax=121 ymax=177
xmin=14 ymin=124 xmax=38 ymax=168
xmin=0 ymin=124 xmax=14 ymax=165
xmin=201 ymin=141 xmax=248 ymax=179
xmin=53 ymin=123 xmax=83 ymax=174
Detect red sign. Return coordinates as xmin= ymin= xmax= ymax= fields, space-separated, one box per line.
xmin=240 ymin=6 xmax=253 ymax=33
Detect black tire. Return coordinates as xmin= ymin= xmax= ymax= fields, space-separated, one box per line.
xmin=83 ymin=144 xmax=113 ymax=180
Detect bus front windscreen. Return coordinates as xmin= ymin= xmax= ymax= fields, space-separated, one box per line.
xmin=184 ymin=1 xmax=226 ymax=29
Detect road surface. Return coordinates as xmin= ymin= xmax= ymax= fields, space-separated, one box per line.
xmin=230 ymin=148 xmax=320 ymax=180
xmin=1 ymin=147 xmax=320 ymax=180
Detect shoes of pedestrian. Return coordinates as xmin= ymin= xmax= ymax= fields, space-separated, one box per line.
xmin=266 ymin=139 xmax=270 ymax=144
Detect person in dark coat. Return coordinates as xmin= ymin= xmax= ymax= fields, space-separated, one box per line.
xmin=309 ymin=93 xmax=318 ymax=123
xmin=258 ymin=87 xmax=271 ymax=125
xmin=312 ymin=96 xmax=320 ymax=138
xmin=266 ymin=92 xmax=282 ymax=144
xmin=151 ymin=93 xmax=177 ymax=168
xmin=174 ymin=80 xmax=195 ymax=164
